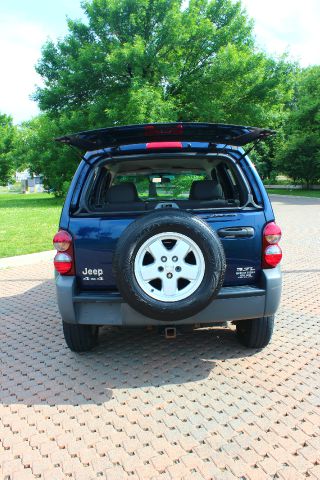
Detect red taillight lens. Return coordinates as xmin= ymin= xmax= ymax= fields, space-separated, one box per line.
xmin=263 ymin=222 xmax=282 ymax=244
xmin=54 ymin=252 xmax=73 ymax=274
xmin=53 ymin=230 xmax=74 ymax=275
xmin=146 ymin=142 xmax=182 ymax=149
xmin=263 ymin=244 xmax=282 ymax=267
xmin=53 ymin=230 xmax=72 ymax=251
xmin=262 ymin=222 xmax=282 ymax=268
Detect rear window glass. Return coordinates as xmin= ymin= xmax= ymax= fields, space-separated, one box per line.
xmin=83 ymin=157 xmax=248 ymax=213
xmin=113 ymin=172 xmax=207 ymax=200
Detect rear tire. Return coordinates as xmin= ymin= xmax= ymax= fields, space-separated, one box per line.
xmin=236 ymin=315 xmax=274 ymax=348
xmin=62 ymin=322 xmax=98 ymax=352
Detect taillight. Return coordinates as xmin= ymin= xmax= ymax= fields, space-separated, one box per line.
xmin=53 ymin=230 xmax=72 ymax=251
xmin=54 ymin=252 xmax=73 ymax=274
xmin=262 ymin=222 xmax=282 ymax=268
xmin=263 ymin=222 xmax=281 ymax=244
xmin=263 ymin=245 xmax=282 ymax=267
xmin=53 ymin=230 xmax=74 ymax=275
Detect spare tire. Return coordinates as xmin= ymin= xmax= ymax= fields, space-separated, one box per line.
xmin=112 ymin=210 xmax=226 ymax=320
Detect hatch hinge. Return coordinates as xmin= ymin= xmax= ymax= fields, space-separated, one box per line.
xmin=234 ymin=138 xmax=263 ymax=164
xmin=59 ymin=143 xmax=112 ymax=166
xmin=67 ymin=144 xmax=92 ymax=165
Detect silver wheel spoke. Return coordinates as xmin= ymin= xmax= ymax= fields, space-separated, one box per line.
xmin=148 ymin=239 xmax=168 ymax=260
xmin=162 ymin=277 xmax=177 ymax=296
xmin=140 ymin=263 xmax=159 ymax=281
xmin=181 ymin=263 xmax=199 ymax=281
xmin=171 ymin=239 xmax=190 ymax=260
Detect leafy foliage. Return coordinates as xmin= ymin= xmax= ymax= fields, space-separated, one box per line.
xmin=12 ymin=113 xmax=91 ymax=196
xmin=275 ymin=66 xmax=320 ymax=186
xmin=0 ymin=114 xmax=17 ymax=185
xmin=13 ymin=0 xmax=297 ymax=192
xmin=34 ymin=0 xmax=295 ymax=125
xmin=172 ymin=174 xmax=206 ymax=196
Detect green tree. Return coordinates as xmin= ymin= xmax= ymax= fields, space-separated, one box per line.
xmin=34 ymin=0 xmax=296 ymax=128
xmin=276 ymin=66 xmax=320 ymax=187
xmin=12 ymin=113 xmax=90 ymax=196
xmin=172 ymin=174 xmax=206 ymax=196
xmin=34 ymin=0 xmax=256 ymax=122
xmin=0 ymin=114 xmax=17 ymax=186
xmin=27 ymin=0 xmax=296 ymax=192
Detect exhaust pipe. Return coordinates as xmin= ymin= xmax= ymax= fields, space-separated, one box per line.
xmin=165 ymin=327 xmax=176 ymax=339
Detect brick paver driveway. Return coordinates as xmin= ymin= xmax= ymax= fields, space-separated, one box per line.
xmin=1 ymin=196 xmax=319 ymax=480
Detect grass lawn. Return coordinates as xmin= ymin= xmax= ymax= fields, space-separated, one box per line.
xmin=266 ymin=188 xmax=320 ymax=198
xmin=0 ymin=193 xmax=63 ymax=258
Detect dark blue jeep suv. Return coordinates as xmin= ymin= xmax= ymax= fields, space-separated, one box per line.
xmin=53 ymin=123 xmax=282 ymax=352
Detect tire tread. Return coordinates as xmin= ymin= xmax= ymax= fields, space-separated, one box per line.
xmin=236 ymin=315 xmax=274 ymax=349
xmin=63 ymin=322 xmax=98 ymax=352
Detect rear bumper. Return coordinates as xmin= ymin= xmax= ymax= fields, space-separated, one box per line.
xmin=56 ymin=267 xmax=282 ymax=326
xmin=55 ymin=267 xmax=282 ymax=326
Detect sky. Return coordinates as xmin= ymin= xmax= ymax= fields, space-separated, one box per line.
xmin=0 ymin=0 xmax=320 ymax=124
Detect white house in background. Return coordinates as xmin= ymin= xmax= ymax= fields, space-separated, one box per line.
xmin=15 ymin=169 xmax=44 ymax=193
xmin=15 ymin=169 xmax=29 ymax=182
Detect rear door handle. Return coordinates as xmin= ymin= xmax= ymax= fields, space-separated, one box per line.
xmin=218 ymin=227 xmax=255 ymax=238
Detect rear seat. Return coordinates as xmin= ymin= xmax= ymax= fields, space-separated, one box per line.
xmin=145 ymin=180 xmax=239 ymax=210
xmin=185 ymin=179 xmax=226 ymax=208
xmin=101 ymin=183 xmax=146 ymax=211
xmin=182 ymin=179 xmax=239 ymax=208
xmin=98 ymin=180 xmax=239 ymax=212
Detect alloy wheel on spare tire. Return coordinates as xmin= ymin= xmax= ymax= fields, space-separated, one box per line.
xmin=112 ymin=210 xmax=226 ymax=320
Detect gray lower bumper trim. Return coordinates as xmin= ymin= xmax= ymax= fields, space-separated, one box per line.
xmin=56 ymin=267 xmax=282 ymax=326
xmin=72 ymin=284 xmax=266 ymax=304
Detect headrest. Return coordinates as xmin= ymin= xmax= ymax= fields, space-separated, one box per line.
xmin=189 ymin=180 xmax=223 ymax=201
xmin=106 ymin=183 xmax=140 ymax=203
